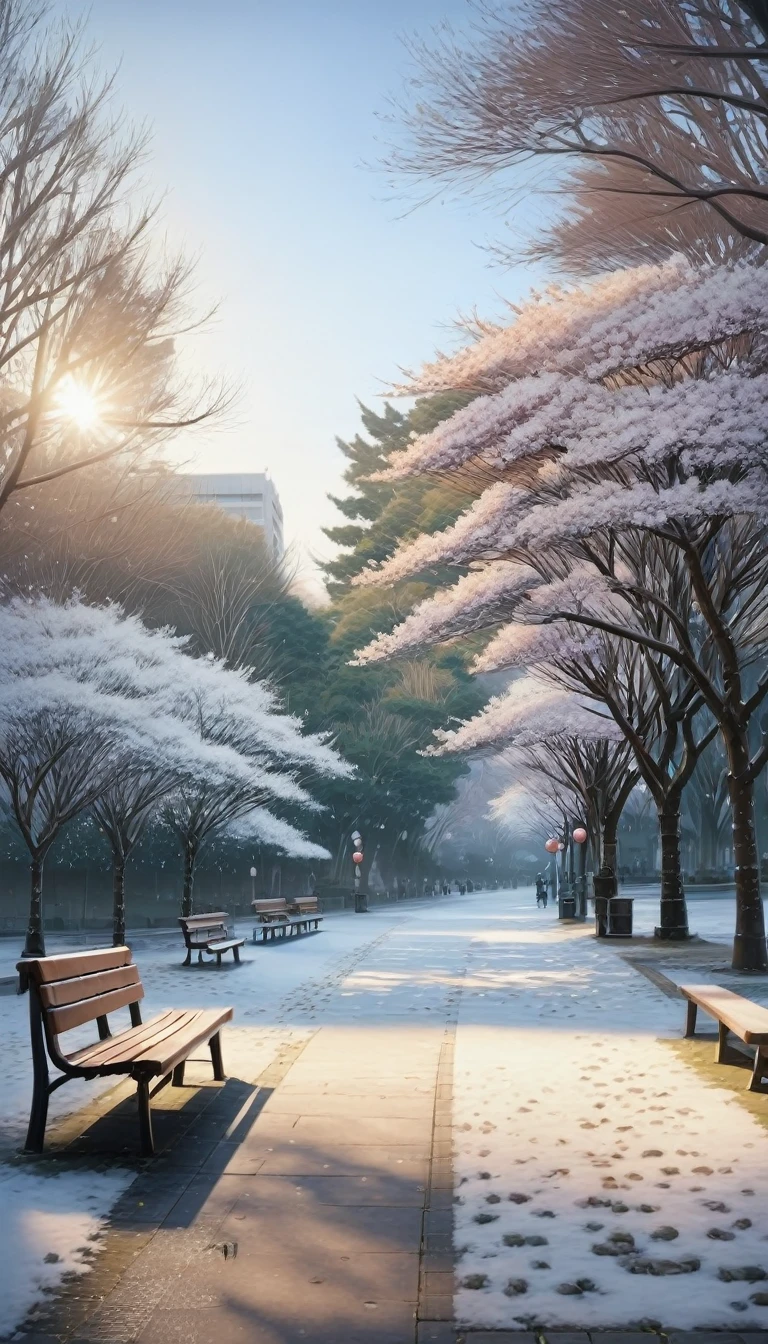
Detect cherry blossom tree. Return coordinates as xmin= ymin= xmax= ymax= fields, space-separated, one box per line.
xmin=386 ymin=0 xmax=768 ymax=270
xmin=427 ymin=677 xmax=637 ymax=876
xmin=355 ymin=260 xmax=768 ymax=969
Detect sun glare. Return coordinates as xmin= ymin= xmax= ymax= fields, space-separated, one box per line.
xmin=55 ymin=379 xmax=101 ymax=430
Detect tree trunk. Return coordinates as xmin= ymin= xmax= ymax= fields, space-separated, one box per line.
xmin=181 ymin=841 xmax=196 ymax=919
xmin=655 ymin=800 xmax=689 ymax=941
xmin=112 ymin=854 xmax=127 ymax=947
xmin=727 ymin=755 xmax=767 ymax=972
xmin=602 ymin=820 xmax=618 ymax=874
xmin=23 ymin=854 xmax=46 ymax=957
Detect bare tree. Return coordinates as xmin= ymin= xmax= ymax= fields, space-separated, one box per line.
xmin=0 ymin=0 xmax=227 ymax=518
xmin=387 ymin=0 xmax=768 ymax=270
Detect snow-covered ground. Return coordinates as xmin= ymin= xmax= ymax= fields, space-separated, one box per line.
xmin=453 ymin=894 xmax=768 ymax=1332
xmin=0 ymin=908 xmax=410 ymax=1339
xmin=0 ymin=1164 xmax=131 ymax=1339
xmin=2 ymin=886 xmax=767 ymax=1339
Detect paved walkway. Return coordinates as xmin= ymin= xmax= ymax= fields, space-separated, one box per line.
xmin=12 ymin=890 xmax=768 ymax=1344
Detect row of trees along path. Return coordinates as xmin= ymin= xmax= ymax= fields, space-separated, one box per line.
xmin=353 ymin=262 xmax=768 ymax=970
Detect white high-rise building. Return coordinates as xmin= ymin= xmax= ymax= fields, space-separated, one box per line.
xmin=182 ymin=473 xmax=284 ymax=560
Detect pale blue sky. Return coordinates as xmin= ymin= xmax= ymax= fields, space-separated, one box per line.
xmin=60 ymin=2 xmax=538 ymax=589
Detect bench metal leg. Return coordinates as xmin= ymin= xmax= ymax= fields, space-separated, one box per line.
xmin=25 ymin=987 xmax=50 ymax=1153
xmin=216 ymin=952 xmax=222 ymax=967
xmin=717 ymin=1019 xmax=730 ymax=1063
xmin=137 ymin=1080 xmax=154 ymax=1156
xmin=210 ymin=1032 xmax=225 ymax=1081
xmin=749 ymin=1049 xmax=768 ymax=1093
xmin=172 ymin=1062 xmax=185 ymax=1087
xmin=684 ymin=1000 xmax=697 ymax=1037
xmin=233 ymin=945 xmax=240 ymax=963
xmin=183 ymin=948 xmax=191 ymax=966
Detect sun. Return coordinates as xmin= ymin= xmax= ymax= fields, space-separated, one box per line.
xmin=55 ymin=378 xmax=101 ymax=430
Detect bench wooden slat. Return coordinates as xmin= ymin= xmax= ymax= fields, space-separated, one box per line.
xmin=48 ymin=980 xmax=146 ymax=1035
xmin=131 ymin=1008 xmax=233 ymax=1075
xmin=71 ymin=1007 xmax=233 ymax=1076
xmin=180 ymin=913 xmax=229 ymax=929
xmin=22 ymin=946 xmax=133 ymax=984
xmin=39 ymin=964 xmax=141 ymax=1010
xmin=69 ymin=1008 xmax=199 ymax=1069
xmin=681 ymin=983 xmax=768 ymax=1043
xmin=207 ymin=939 xmax=244 ymax=953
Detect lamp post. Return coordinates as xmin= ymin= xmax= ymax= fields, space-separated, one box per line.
xmin=249 ymin=866 xmax=257 ymax=906
xmin=545 ymin=837 xmax=559 ymax=905
xmin=572 ymin=827 xmax=588 ymax=919
xmin=351 ymin=830 xmax=367 ymax=913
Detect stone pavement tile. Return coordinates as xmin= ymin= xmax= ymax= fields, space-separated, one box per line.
xmin=291 ymin=1114 xmax=431 ymax=1146
xmin=216 ymin=1200 xmax=424 ymax=1254
xmin=419 ymin=1294 xmax=453 ymax=1321
xmin=589 ymin=1336 xmax=661 ymax=1344
xmin=420 ymin=1270 xmax=455 ymax=1297
xmin=260 ymin=1091 xmax=435 ymax=1118
xmin=200 ymin=1141 xmax=266 ymax=1176
xmin=110 ymin=1174 xmax=195 ymax=1225
xmin=425 ymin=1209 xmax=453 ymax=1236
xmin=222 ymin=1112 xmax=301 ymax=1141
xmin=159 ymin=1172 xmax=241 ymax=1228
xmin=417 ymin=1325 xmax=458 ymax=1344
xmin=135 ymin=1304 xmax=418 ymax=1344
xmin=540 ymin=1334 xmax=591 ymax=1344
xmin=422 ymin=1249 xmax=454 ymax=1273
xmin=257 ymin=1143 xmax=430 ymax=1178
xmin=667 ymin=1337 xmax=753 ymax=1344
xmin=275 ymin=1173 xmax=427 ymax=1205
xmin=462 ymin=1336 xmax=537 ymax=1344
xmin=278 ymin=1077 xmax=435 ymax=1096
xmin=155 ymin=1248 xmax=420 ymax=1308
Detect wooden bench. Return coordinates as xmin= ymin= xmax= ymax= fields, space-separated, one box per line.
xmin=252 ymin=897 xmax=295 ymax=942
xmin=252 ymin=896 xmax=324 ymax=943
xmin=681 ymin=982 xmax=768 ymax=1093
xmin=179 ymin=913 xmax=245 ymax=966
xmin=17 ymin=946 xmax=233 ymax=1155
xmin=286 ymin=895 xmax=324 ymax=932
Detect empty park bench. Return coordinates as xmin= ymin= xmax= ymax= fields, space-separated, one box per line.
xmin=681 ymin=982 xmax=768 ymax=1093
xmin=179 ymin=912 xmax=245 ymax=966
xmin=16 ymin=946 xmax=233 ymax=1155
xmin=252 ymin=896 xmax=324 ymax=943
xmin=287 ymin=895 xmax=323 ymax=932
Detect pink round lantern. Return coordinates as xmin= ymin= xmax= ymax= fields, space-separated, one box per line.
xmin=544 ymin=838 xmax=559 ymax=854
xmin=572 ymin=827 xmax=588 ymax=845
xmin=352 ymin=851 xmax=364 ymax=865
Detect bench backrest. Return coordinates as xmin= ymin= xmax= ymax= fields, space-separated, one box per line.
xmin=289 ymin=896 xmax=319 ymax=914
xmin=179 ymin=914 xmax=230 ymax=946
xmin=17 ymin=946 xmax=143 ymax=1036
xmin=253 ymin=898 xmax=288 ymax=922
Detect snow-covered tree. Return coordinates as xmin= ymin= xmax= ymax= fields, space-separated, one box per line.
xmin=0 ymin=598 xmax=349 ymax=952
xmin=157 ymin=654 xmax=351 ymax=917
xmin=355 ymin=260 xmax=768 ymax=970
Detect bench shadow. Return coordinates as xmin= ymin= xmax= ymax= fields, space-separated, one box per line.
xmin=39 ymin=1074 xmax=272 ymax=1183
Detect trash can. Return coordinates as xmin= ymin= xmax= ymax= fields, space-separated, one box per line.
xmin=593 ymin=869 xmax=616 ymax=938
xmin=354 ymin=891 xmax=368 ymax=913
xmin=559 ymin=895 xmax=577 ymax=919
xmin=606 ymin=896 xmax=634 ymax=938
